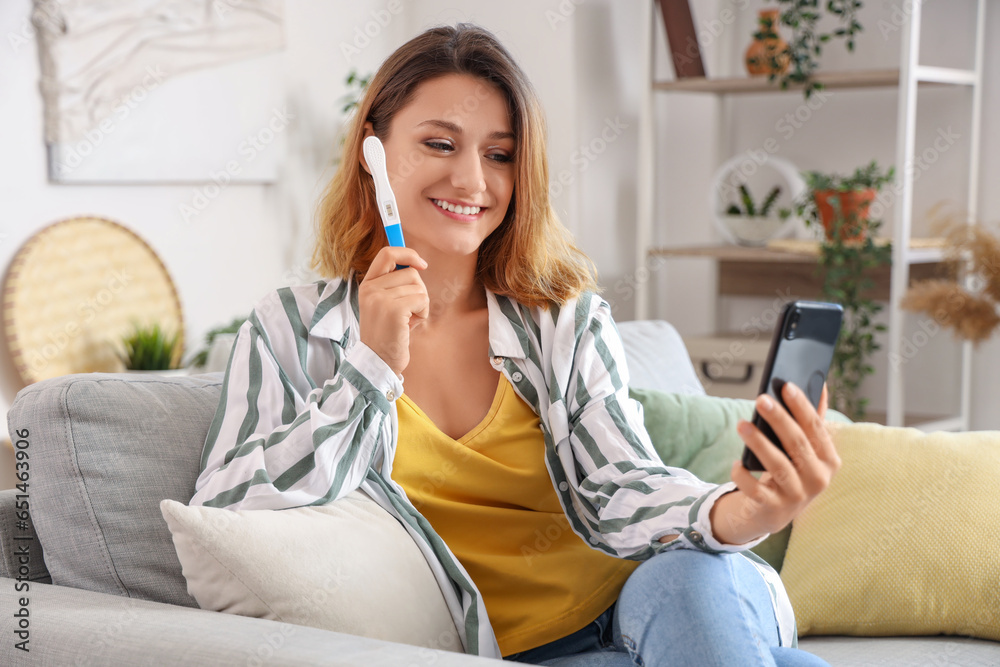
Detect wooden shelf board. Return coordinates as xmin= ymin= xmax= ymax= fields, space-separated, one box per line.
xmin=652 ymin=244 xmax=817 ymax=263
xmin=649 ymin=240 xmax=947 ymax=264
xmin=652 ymin=67 xmax=973 ymax=94
xmin=648 ymin=243 xmax=955 ymax=301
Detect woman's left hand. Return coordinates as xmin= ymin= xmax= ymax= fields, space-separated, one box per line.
xmin=709 ymin=382 xmax=842 ymax=546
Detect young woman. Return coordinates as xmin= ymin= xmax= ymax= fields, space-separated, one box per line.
xmin=192 ymin=24 xmax=838 ymax=667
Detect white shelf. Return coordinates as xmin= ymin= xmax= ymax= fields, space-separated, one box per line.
xmin=652 ymin=66 xmax=977 ymax=95
xmin=914 ymin=65 xmax=977 ymax=86
xmin=636 ymin=0 xmax=986 ymax=428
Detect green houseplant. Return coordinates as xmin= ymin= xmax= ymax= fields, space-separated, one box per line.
xmin=119 ymin=322 xmax=183 ymax=371
xmin=760 ymin=0 xmax=865 ymax=99
xmin=186 ymin=316 xmax=247 ymax=369
xmin=721 ymin=184 xmax=787 ymax=246
xmin=801 ymin=161 xmax=895 ymax=242
xmin=797 ymin=161 xmax=895 ymax=420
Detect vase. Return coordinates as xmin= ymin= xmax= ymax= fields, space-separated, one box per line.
xmin=720 ymin=214 xmax=787 ymax=247
xmin=814 ymin=189 xmax=877 ymax=242
xmin=745 ymin=9 xmax=790 ymax=76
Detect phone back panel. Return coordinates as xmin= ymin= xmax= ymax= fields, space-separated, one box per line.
xmin=746 ymin=301 xmax=843 ymax=469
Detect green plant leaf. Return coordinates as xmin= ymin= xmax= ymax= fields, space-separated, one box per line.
xmin=120 ymin=322 xmax=182 ymax=371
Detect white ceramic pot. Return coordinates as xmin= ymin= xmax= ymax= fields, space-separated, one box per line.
xmin=709 ymin=155 xmax=806 ymax=246
xmin=719 ymin=214 xmax=787 ymax=246
xmin=203 ymin=333 xmax=238 ymax=373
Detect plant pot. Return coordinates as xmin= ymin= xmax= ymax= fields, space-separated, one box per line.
xmin=745 ymin=9 xmax=790 ymax=76
xmin=719 ymin=215 xmax=787 ymax=246
xmin=814 ymin=189 xmax=877 ymax=242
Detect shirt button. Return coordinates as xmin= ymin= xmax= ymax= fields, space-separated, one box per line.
xmin=491 ymin=355 xmax=503 ymax=367
xmin=386 ymin=390 xmax=395 ymax=401
xmin=589 ymin=536 xmax=599 ymax=545
xmin=689 ymin=530 xmax=704 ymax=544
xmin=559 ymin=481 xmax=569 ymax=491
xmin=511 ymin=371 xmax=523 ymax=382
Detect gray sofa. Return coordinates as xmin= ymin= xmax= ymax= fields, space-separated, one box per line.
xmin=2 ymin=320 xmax=998 ymax=666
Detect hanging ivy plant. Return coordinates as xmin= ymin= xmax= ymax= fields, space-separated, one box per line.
xmin=763 ymin=0 xmax=865 ymax=99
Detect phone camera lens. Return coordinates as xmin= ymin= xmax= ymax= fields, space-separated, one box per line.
xmin=786 ymin=310 xmax=801 ymax=340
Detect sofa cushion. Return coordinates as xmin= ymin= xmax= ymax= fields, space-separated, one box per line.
xmin=6 ymin=372 xmax=225 ymax=607
xmin=781 ymin=422 xmax=1000 ymax=641
xmin=628 ymin=388 xmax=791 ymax=570
xmin=628 ymin=387 xmax=852 ymax=572
xmin=160 ymin=491 xmax=461 ymax=651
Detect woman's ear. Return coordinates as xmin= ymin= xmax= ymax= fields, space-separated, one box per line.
xmin=359 ymin=122 xmax=375 ymax=175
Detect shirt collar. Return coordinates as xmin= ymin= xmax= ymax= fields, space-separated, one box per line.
xmin=305 ymin=277 xmax=530 ymax=361
xmin=486 ymin=290 xmax=530 ymax=360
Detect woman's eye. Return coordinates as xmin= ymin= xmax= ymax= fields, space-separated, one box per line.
xmin=488 ymin=152 xmax=513 ymax=164
xmin=424 ymin=140 xmax=453 ymax=152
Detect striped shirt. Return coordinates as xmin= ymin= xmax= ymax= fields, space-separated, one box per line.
xmin=191 ymin=276 xmax=796 ymax=657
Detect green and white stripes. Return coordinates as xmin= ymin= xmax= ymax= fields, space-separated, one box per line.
xmin=190 ymin=275 xmax=795 ymax=655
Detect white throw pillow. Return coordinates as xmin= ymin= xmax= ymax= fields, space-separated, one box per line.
xmin=160 ymin=490 xmax=461 ymax=651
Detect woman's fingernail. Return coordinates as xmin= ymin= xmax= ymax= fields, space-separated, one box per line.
xmin=759 ymin=395 xmax=774 ymax=411
xmin=737 ymin=421 xmax=751 ymax=436
xmin=785 ymin=383 xmax=798 ymax=398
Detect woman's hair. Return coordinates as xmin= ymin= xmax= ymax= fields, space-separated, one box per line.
xmin=311 ymin=23 xmax=598 ymax=308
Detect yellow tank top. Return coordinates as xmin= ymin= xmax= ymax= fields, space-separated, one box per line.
xmin=392 ymin=373 xmax=639 ymax=656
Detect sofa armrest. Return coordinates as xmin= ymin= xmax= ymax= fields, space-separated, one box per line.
xmin=0 ymin=489 xmax=50 ymax=583
xmin=0 ymin=580 xmax=497 ymax=666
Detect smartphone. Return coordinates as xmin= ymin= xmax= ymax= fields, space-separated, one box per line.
xmin=741 ymin=300 xmax=843 ymax=472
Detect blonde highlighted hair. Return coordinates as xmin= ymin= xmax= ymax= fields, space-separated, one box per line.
xmin=311 ymin=23 xmax=597 ymax=308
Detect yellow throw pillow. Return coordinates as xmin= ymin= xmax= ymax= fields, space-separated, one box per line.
xmin=780 ymin=422 xmax=1000 ymax=640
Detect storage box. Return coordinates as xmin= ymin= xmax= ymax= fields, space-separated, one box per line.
xmin=683 ymin=333 xmax=772 ymax=400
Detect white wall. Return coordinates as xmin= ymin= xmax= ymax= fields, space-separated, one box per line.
xmin=0 ymin=0 xmax=405 ymax=434
xmin=2 ymin=0 xmax=999 ymax=430
xmin=402 ymin=0 xmax=577 ymax=230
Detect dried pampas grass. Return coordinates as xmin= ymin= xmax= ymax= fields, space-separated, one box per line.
xmin=901 ymin=280 xmax=1000 ymax=343
xmin=902 ymin=219 xmax=1000 ymax=343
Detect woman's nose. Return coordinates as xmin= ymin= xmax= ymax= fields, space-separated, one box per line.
xmin=450 ymin=150 xmax=487 ymax=195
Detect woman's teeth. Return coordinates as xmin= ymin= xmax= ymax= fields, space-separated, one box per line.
xmin=433 ymin=199 xmax=481 ymax=216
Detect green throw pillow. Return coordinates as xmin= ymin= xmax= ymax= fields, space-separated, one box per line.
xmin=628 ymin=387 xmax=850 ymax=572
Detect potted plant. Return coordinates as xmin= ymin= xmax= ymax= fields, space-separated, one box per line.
xmin=119 ymin=322 xmax=184 ymax=374
xmin=720 ymin=183 xmax=787 ymax=246
xmin=819 ymin=228 xmax=891 ymax=420
xmin=794 ymin=162 xmax=894 ymax=420
xmin=745 ymin=9 xmax=790 ymax=76
xmin=187 ymin=316 xmax=247 ymax=372
xmin=800 ymin=161 xmax=895 ymax=242
xmin=758 ymin=0 xmax=865 ymax=99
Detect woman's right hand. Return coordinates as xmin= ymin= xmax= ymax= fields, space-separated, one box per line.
xmin=358 ymin=247 xmax=429 ymax=375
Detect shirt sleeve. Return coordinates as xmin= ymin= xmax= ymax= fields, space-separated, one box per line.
xmin=189 ymin=293 xmax=403 ymax=510
xmin=564 ymin=295 xmax=767 ymax=558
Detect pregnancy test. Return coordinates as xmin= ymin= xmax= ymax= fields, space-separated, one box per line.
xmin=363 ymin=136 xmax=407 ymax=269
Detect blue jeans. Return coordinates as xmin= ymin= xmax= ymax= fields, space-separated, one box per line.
xmin=503 ymin=549 xmax=830 ymax=666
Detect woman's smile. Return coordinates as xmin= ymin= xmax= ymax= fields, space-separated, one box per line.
xmin=430 ymin=197 xmax=487 ymax=220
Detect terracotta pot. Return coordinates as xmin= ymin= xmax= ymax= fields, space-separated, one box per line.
xmin=814 ymin=189 xmax=877 ymax=242
xmin=745 ymin=9 xmax=790 ymax=76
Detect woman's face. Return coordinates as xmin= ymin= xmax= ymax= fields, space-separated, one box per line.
xmin=366 ymin=74 xmax=516 ymax=263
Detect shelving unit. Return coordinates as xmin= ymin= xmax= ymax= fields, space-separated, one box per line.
xmin=635 ymin=0 xmax=986 ymax=429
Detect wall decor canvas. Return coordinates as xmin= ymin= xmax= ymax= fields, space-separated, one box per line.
xmin=32 ymin=0 xmax=287 ymax=183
